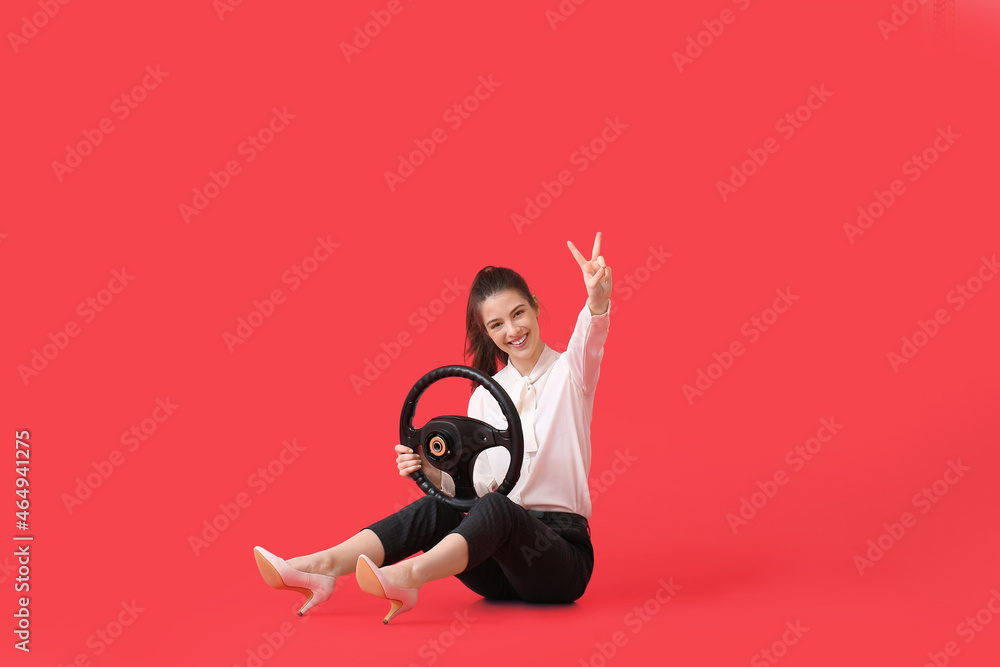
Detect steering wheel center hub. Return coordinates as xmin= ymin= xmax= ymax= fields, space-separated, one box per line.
xmin=399 ymin=366 xmax=525 ymax=512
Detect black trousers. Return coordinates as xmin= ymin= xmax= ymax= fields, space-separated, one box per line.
xmin=362 ymin=492 xmax=594 ymax=603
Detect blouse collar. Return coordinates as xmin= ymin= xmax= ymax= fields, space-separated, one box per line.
xmin=500 ymin=343 xmax=558 ymax=384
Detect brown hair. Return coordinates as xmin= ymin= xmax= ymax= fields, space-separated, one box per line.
xmin=464 ymin=266 xmax=538 ymax=391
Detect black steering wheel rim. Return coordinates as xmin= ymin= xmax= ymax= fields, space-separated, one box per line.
xmin=399 ymin=365 xmax=524 ymax=512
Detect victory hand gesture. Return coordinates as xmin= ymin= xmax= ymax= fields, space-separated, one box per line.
xmin=567 ymin=232 xmax=612 ymax=315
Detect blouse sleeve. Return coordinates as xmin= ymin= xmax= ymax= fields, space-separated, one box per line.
xmin=441 ymin=387 xmax=500 ymax=496
xmin=564 ymin=301 xmax=611 ymax=395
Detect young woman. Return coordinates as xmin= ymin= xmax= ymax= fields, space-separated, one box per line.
xmin=254 ymin=232 xmax=612 ymax=624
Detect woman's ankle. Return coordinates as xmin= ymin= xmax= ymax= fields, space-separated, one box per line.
xmin=384 ymin=559 xmax=422 ymax=589
xmin=288 ymin=553 xmax=338 ymax=577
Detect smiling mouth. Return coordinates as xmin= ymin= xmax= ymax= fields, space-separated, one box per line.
xmin=509 ymin=333 xmax=528 ymax=348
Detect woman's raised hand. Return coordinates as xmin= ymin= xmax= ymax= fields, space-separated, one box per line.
xmin=567 ymin=231 xmax=612 ymax=314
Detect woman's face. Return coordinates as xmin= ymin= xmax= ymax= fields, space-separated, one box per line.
xmin=480 ymin=288 xmax=542 ymax=367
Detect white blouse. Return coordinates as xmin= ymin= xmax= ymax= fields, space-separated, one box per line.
xmin=441 ymin=301 xmax=611 ymax=519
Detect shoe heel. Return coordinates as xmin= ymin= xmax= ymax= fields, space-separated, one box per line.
xmin=254 ymin=546 xmax=336 ymax=616
xmin=356 ymin=554 xmax=418 ymax=625
xmin=298 ymin=593 xmax=319 ymax=616
xmin=384 ymin=599 xmax=405 ymax=625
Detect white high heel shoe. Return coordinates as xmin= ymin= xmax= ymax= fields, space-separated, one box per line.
xmin=356 ymin=554 xmax=419 ymax=625
xmin=253 ymin=546 xmax=336 ymax=616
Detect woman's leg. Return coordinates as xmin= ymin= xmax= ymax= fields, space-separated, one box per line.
xmin=380 ymin=534 xmax=521 ymax=601
xmin=287 ymin=496 xmax=465 ymax=578
xmin=286 ymin=529 xmax=385 ymax=578
xmin=464 ymin=494 xmax=592 ymax=603
xmin=379 ymin=493 xmax=594 ymax=602
xmin=377 ymin=533 xmax=469 ymax=589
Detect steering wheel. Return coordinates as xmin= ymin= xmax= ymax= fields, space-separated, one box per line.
xmin=399 ymin=365 xmax=524 ymax=512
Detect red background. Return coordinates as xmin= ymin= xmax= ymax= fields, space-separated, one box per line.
xmin=3 ymin=1 xmax=999 ymax=666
